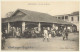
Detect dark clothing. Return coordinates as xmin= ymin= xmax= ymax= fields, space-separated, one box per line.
xmin=65 ymin=29 xmax=68 ymax=36
xmin=62 ymin=29 xmax=68 ymax=40
xmin=48 ymin=30 xmax=52 ymax=34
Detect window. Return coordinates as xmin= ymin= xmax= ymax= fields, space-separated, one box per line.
xmin=65 ymin=16 xmax=68 ymax=19
xmin=58 ymin=17 xmax=60 ymax=19
xmin=71 ymin=17 xmax=74 ymax=21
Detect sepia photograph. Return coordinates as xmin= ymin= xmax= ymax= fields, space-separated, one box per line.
xmin=1 ymin=1 xmax=79 ymax=51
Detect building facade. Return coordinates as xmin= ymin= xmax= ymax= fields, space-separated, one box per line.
xmin=2 ymin=9 xmax=77 ymax=38
xmin=55 ymin=11 xmax=79 ymax=31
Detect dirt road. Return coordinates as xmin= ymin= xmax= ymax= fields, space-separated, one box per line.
xmin=3 ymin=33 xmax=79 ymax=51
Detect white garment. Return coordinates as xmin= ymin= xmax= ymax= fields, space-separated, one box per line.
xmin=49 ymin=34 xmax=51 ymax=38
xmin=44 ymin=30 xmax=48 ymax=38
xmin=5 ymin=30 xmax=7 ymax=33
xmin=44 ymin=30 xmax=48 ymax=34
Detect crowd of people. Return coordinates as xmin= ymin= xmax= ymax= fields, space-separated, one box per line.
xmin=2 ymin=26 xmax=69 ymax=39
xmin=2 ymin=27 xmax=69 ymax=40
xmin=2 ymin=27 xmax=22 ymax=38
xmin=42 ymin=27 xmax=69 ymax=42
xmin=1 ymin=26 xmax=69 ymax=49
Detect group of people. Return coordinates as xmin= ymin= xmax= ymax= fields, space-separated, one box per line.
xmin=2 ymin=26 xmax=69 ymax=40
xmin=2 ymin=27 xmax=21 ymax=38
xmin=43 ymin=27 xmax=54 ymax=42
xmin=9 ymin=27 xmax=21 ymax=37
xmin=1 ymin=26 xmax=69 ymax=49
xmin=43 ymin=27 xmax=69 ymax=42
xmin=62 ymin=27 xmax=68 ymax=40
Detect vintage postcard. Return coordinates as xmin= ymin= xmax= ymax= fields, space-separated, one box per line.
xmin=1 ymin=0 xmax=79 ymax=51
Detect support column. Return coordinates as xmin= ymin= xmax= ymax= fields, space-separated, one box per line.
xmin=8 ymin=22 xmax=10 ymax=33
xmin=72 ymin=25 xmax=74 ymax=32
xmin=70 ymin=25 xmax=73 ymax=32
xmin=38 ymin=22 xmax=41 ymax=32
xmin=22 ymin=22 xmax=25 ymax=33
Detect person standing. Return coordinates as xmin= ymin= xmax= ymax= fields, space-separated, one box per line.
xmin=62 ymin=28 xmax=66 ymax=40
xmin=62 ymin=27 xmax=68 ymax=40
xmin=12 ymin=27 xmax=16 ymax=37
xmin=48 ymin=27 xmax=52 ymax=40
xmin=65 ymin=28 xmax=68 ymax=40
xmin=43 ymin=28 xmax=49 ymax=42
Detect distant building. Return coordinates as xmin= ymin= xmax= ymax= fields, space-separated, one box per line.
xmin=55 ymin=11 xmax=79 ymax=31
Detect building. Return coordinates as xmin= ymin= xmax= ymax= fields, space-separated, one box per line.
xmin=2 ymin=9 xmax=77 ymax=37
xmin=55 ymin=11 xmax=79 ymax=31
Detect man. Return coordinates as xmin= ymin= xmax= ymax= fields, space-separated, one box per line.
xmin=62 ymin=27 xmax=68 ymax=40
xmin=65 ymin=28 xmax=68 ymax=40
xmin=62 ymin=28 xmax=66 ymax=40
xmin=43 ymin=28 xmax=49 ymax=42
xmin=47 ymin=27 xmax=52 ymax=40
xmin=12 ymin=27 xmax=16 ymax=37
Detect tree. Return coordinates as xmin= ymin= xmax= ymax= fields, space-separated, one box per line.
xmin=6 ymin=11 xmax=14 ymax=17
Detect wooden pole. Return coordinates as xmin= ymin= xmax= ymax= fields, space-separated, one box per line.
xmin=8 ymin=22 xmax=10 ymax=33
xmin=22 ymin=22 xmax=25 ymax=33
xmin=38 ymin=22 xmax=41 ymax=32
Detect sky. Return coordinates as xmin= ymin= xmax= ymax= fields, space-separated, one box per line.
xmin=1 ymin=1 xmax=79 ymax=18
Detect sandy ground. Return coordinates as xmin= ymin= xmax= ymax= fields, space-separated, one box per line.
xmin=3 ymin=33 xmax=79 ymax=51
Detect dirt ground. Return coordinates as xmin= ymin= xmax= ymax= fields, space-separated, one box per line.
xmin=2 ymin=33 xmax=79 ymax=51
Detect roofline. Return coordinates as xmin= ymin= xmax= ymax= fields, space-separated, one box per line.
xmin=53 ymin=11 xmax=79 ymax=17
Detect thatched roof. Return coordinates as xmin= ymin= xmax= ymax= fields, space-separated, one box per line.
xmin=2 ymin=9 xmax=74 ymax=25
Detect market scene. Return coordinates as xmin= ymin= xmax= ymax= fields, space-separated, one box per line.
xmin=1 ymin=1 xmax=79 ymax=51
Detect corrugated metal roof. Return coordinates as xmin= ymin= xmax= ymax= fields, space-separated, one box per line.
xmin=2 ymin=9 xmax=74 ymax=25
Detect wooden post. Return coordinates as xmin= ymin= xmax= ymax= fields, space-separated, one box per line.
xmin=38 ymin=22 xmax=41 ymax=32
xmin=8 ymin=22 xmax=10 ymax=33
xmin=72 ymin=25 xmax=74 ymax=32
xmin=22 ymin=22 xmax=25 ymax=33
